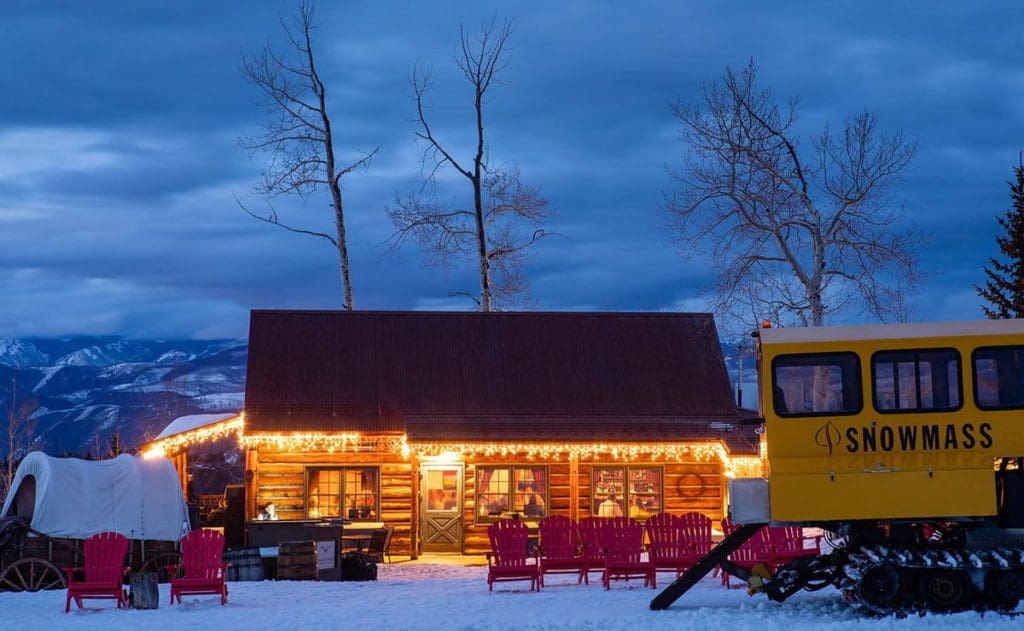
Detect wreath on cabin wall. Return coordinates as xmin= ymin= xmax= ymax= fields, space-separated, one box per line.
xmin=674 ymin=473 xmax=707 ymax=498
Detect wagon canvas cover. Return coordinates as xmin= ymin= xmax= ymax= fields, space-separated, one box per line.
xmin=0 ymin=452 xmax=190 ymax=541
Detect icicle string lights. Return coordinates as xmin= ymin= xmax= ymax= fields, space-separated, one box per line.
xmin=141 ymin=419 xmax=763 ymax=476
xmin=142 ymin=416 xmax=245 ymax=459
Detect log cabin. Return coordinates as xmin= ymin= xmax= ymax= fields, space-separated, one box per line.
xmin=146 ymin=310 xmax=762 ymax=558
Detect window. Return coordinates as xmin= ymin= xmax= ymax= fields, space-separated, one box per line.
xmin=592 ymin=467 xmax=662 ymax=521
xmin=771 ymin=352 xmax=862 ymax=417
xmin=872 ymin=349 xmax=962 ymax=413
xmin=306 ymin=467 xmax=379 ymax=520
xmin=973 ymin=346 xmax=1024 ymax=410
xmin=424 ymin=468 xmax=460 ymax=512
xmin=475 ymin=466 xmax=547 ymax=522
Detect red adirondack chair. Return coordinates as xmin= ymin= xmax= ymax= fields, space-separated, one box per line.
xmin=720 ymin=518 xmax=772 ymax=588
xmin=168 ymin=529 xmax=229 ymax=605
xmin=64 ymin=531 xmax=129 ymax=613
xmin=536 ymin=515 xmax=586 ymax=586
xmin=765 ymin=526 xmax=822 ymax=566
xmin=600 ymin=517 xmax=655 ymax=590
xmin=576 ymin=516 xmax=605 ymax=585
xmin=647 ymin=512 xmax=712 ymax=577
xmin=486 ymin=519 xmax=540 ymax=591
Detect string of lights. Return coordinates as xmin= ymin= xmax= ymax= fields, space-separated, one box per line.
xmin=142 ymin=418 xmax=763 ymax=476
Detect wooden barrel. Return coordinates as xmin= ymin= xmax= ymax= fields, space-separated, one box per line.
xmin=277 ymin=541 xmax=318 ymax=581
xmin=223 ymin=548 xmax=265 ymax=582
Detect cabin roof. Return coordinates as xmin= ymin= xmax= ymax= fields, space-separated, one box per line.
xmin=243 ymin=310 xmax=754 ymax=453
xmin=759 ymin=318 xmax=1024 ymax=345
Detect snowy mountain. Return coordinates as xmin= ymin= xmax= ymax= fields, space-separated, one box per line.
xmin=0 ymin=337 xmax=246 ymax=456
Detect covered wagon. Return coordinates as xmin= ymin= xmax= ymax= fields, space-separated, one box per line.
xmin=0 ymin=452 xmax=190 ymax=592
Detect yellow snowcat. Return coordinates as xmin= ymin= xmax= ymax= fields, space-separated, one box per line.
xmin=652 ymin=319 xmax=1024 ymax=614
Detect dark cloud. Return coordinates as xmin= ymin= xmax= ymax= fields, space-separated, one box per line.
xmin=0 ymin=0 xmax=1021 ymax=338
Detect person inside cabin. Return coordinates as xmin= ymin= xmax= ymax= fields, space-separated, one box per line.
xmin=257 ymin=502 xmax=278 ymax=521
xmin=428 ymin=488 xmax=447 ymax=511
xmin=598 ymin=494 xmax=624 ymax=518
xmin=628 ymin=494 xmax=645 ymax=519
xmin=486 ymin=494 xmax=509 ymax=515
xmin=520 ymin=484 xmax=545 ymax=517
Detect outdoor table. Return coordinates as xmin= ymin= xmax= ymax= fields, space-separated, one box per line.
xmin=341 ymin=534 xmax=372 ymax=552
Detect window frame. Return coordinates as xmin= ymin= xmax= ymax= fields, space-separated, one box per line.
xmin=304 ymin=465 xmax=381 ymax=521
xmin=590 ymin=465 xmax=664 ymax=522
xmin=972 ymin=345 xmax=1024 ymax=411
xmin=870 ymin=347 xmax=964 ymax=415
xmin=474 ymin=465 xmax=550 ymax=524
xmin=770 ymin=351 xmax=864 ymax=418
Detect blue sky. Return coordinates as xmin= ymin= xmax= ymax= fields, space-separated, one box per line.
xmin=1 ymin=1 xmax=1021 ymax=340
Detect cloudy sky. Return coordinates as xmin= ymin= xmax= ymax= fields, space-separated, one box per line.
xmin=1 ymin=1 xmax=1021 ymax=340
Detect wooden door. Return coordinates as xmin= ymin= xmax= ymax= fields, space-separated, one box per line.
xmin=420 ymin=465 xmax=463 ymax=553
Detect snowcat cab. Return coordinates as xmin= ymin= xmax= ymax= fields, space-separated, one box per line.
xmin=652 ymin=319 xmax=1024 ymax=614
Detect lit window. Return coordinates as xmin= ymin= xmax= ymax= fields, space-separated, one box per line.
xmin=873 ymin=349 xmax=961 ymax=412
xmin=592 ymin=467 xmax=662 ymax=520
xmin=306 ymin=467 xmax=379 ymax=520
xmin=974 ymin=346 xmax=1024 ymax=410
xmin=772 ymin=353 xmax=862 ymax=417
xmin=476 ymin=467 xmax=547 ymax=522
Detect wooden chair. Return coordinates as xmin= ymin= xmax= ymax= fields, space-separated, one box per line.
xmin=600 ymin=517 xmax=655 ymax=590
xmin=720 ymin=517 xmax=772 ymax=588
xmin=646 ymin=512 xmax=711 ymax=577
xmin=382 ymin=524 xmax=395 ymax=563
xmin=576 ymin=517 xmax=605 ymax=585
xmin=168 ymin=529 xmax=229 ymax=605
xmin=365 ymin=528 xmax=389 ymax=564
xmin=536 ymin=515 xmax=586 ymax=586
xmin=64 ymin=531 xmax=129 ymax=613
xmin=765 ymin=526 xmax=822 ymax=566
xmin=486 ymin=519 xmax=540 ymax=591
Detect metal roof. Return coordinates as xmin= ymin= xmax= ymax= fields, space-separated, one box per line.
xmin=243 ymin=310 xmax=753 ymax=453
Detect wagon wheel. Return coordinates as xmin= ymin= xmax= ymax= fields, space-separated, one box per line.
xmin=140 ymin=552 xmax=182 ymax=583
xmin=0 ymin=558 xmax=66 ymax=592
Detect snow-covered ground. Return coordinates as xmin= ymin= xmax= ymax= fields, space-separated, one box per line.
xmin=0 ymin=559 xmax=1017 ymax=630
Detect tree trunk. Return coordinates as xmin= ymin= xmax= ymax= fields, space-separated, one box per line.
xmin=332 ymin=189 xmax=354 ymax=311
xmin=320 ymin=87 xmax=353 ymax=310
xmin=473 ymin=175 xmax=492 ymax=312
xmin=473 ymin=88 xmax=492 ymax=312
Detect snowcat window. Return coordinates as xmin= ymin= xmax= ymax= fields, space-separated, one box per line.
xmin=771 ymin=352 xmax=862 ymax=417
xmin=973 ymin=346 xmax=1024 ymax=411
xmin=872 ymin=349 xmax=962 ymax=413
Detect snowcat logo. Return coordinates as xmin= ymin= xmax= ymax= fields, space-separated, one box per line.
xmin=814 ymin=420 xmax=842 ymax=456
xmin=814 ymin=420 xmax=994 ymax=455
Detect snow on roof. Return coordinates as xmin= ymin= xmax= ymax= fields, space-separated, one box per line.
xmin=155 ymin=412 xmax=239 ymax=440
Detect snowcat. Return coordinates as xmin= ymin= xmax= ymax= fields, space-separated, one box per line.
xmin=651 ymin=319 xmax=1024 ymax=614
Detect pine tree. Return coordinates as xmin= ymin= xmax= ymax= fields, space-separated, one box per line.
xmin=977 ymin=155 xmax=1024 ymax=319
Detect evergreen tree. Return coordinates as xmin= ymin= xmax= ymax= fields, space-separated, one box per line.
xmin=977 ymin=156 xmax=1024 ymax=319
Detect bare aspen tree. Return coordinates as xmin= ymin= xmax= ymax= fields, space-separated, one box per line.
xmin=240 ymin=1 xmax=377 ymax=310
xmin=386 ymin=19 xmax=553 ymax=311
xmin=2 ymin=373 xmax=36 ymax=500
xmin=667 ymin=60 xmax=923 ymax=329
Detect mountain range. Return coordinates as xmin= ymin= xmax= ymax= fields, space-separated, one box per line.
xmin=0 ymin=334 xmax=755 ymax=458
xmin=0 ymin=337 xmax=246 ymax=456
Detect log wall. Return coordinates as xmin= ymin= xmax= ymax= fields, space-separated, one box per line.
xmin=250 ymin=440 xmax=416 ymax=557
xmin=460 ymin=453 xmax=724 ymax=555
xmin=252 ymin=440 xmax=727 ymax=557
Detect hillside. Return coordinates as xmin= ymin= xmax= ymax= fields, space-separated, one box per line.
xmin=0 ymin=337 xmax=246 ymax=455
